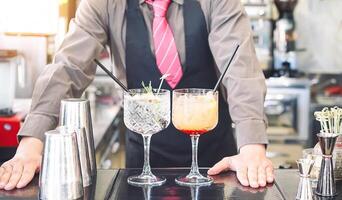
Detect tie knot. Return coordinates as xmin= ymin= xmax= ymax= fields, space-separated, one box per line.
xmin=150 ymin=0 xmax=171 ymax=17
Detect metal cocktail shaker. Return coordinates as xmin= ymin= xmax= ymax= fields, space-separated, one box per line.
xmin=315 ymin=133 xmax=339 ymax=197
xmin=39 ymin=130 xmax=83 ymax=200
xmin=59 ymin=99 xmax=97 ymax=179
xmin=58 ymin=126 xmax=92 ymax=187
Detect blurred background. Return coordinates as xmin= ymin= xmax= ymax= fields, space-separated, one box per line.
xmin=0 ymin=0 xmax=341 ymax=170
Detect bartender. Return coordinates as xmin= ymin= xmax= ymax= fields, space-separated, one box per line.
xmin=0 ymin=0 xmax=273 ymax=191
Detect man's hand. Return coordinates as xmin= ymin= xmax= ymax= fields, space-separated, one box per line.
xmin=208 ymin=144 xmax=274 ymax=188
xmin=0 ymin=137 xmax=43 ymax=190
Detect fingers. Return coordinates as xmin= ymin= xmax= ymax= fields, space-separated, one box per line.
xmin=207 ymin=157 xmax=231 ymax=175
xmin=247 ymin=166 xmax=259 ymax=188
xmin=17 ymin=163 xmax=37 ymax=189
xmin=0 ymin=154 xmax=41 ymax=191
xmin=239 ymin=185 xmax=266 ymax=194
xmin=4 ymin=162 xmax=24 ymax=190
xmin=238 ymin=162 xmax=274 ymax=189
xmin=0 ymin=164 xmax=12 ymax=189
xmin=257 ymin=166 xmax=267 ymax=187
xmin=266 ymin=165 xmax=274 ymax=183
xmin=236 ymin=166 xmax=249 ymax=187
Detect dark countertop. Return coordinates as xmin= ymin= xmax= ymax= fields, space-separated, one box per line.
xmin=109 ymin=168 xmax=283 ymax=200
xmin=1 ymin=168 xmax=342 ymax=200
xmin=0 ymin=169 xmax=118 ymax=200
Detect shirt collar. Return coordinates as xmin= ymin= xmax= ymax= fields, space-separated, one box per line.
xmin=139 ymin=0 xmax=184 ymax=5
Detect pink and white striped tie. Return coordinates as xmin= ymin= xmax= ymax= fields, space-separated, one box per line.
xmin=146 ymin=0 xmax=183 ymax=89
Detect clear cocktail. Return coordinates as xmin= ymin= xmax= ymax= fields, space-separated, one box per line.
xmin=124 ymin=89 xmax=170 ymax=186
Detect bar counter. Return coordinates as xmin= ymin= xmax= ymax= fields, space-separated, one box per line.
xmin=1 ymin=169 xmax=342 ymax=200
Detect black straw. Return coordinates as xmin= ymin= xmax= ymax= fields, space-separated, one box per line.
xmin=94 ymin=59 xmax=130 ymax=93
xmin=213 ymin=44 xmax=240 ymax=92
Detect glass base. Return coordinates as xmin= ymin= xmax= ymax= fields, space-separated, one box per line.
xmin=128 ymin=174 xmax=166 ymax=186
xmin=175 ymin=173 xmax=213 ymax=186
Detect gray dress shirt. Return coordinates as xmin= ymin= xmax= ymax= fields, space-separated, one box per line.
xmin=18 ymin=0 xmax=268 ymax=149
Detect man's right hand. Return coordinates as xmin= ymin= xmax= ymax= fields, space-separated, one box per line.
xmin=0 ymin=137 xmax=43 ymax=190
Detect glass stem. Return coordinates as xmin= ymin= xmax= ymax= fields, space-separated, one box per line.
xmin=190 ymin=134 xmax=200 ymax=175
xmin=142 ymin=135 xmax=152 ymax=176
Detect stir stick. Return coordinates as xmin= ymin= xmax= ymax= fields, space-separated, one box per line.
xmin=213 ymin=44 xmax=240 ymax=92
xmin=315 ymin=107 xmax=342 ymax=135
xmin=94 ymin=59 xmax=130 ymax=93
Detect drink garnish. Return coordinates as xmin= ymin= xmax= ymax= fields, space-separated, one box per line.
xmin=141 ymin=74 xmax=169 ymax=95
xmin=141 ymin=81 xmax=153 ymax=94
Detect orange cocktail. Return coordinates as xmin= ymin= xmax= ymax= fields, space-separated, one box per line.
xmin=172 ymin=88 xmax=218 ymax=186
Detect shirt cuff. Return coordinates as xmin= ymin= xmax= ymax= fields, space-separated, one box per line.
xmin=235 ymin=119 xmax=268 ymax=150
xmin=18 ymin=113 xmax=58 ymax=143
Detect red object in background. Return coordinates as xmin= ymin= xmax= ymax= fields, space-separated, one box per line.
xmin=0 ymin=114 xmax=24 ymax=147
xmin=324 ymin=85 xmax=342 ymax=96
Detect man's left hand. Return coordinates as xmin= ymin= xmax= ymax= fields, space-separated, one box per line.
xmin=207 ymin=144 xmax=274 ymax=188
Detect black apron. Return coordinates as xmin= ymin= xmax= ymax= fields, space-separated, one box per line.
xmin=125 ymin=0 xmax=237 ymax=168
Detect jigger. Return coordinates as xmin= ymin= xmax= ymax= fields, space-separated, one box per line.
xmin=58 ymin=126 xmax=92 ymax=187
xmin=39 ymin=130 xmax=83 ymax=200
xmin=296 ymin=159 xmax=314 ymax=200
xmin=60 ymin=99 xmax=97 ymax=179
xmin=315 ymin=133 xmax=339 ymax=197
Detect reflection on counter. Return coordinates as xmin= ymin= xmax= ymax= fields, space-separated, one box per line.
xmin=0 ymin=170 xmax=118 ymax=200
xmin=110 ymin=169 xmax=283 ymax=200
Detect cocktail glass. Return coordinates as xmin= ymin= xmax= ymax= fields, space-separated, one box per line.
xmin=123 ymin=89 xmax=170 ymax=186
xmin=172 ymin=88 xmax=219 ymax=186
